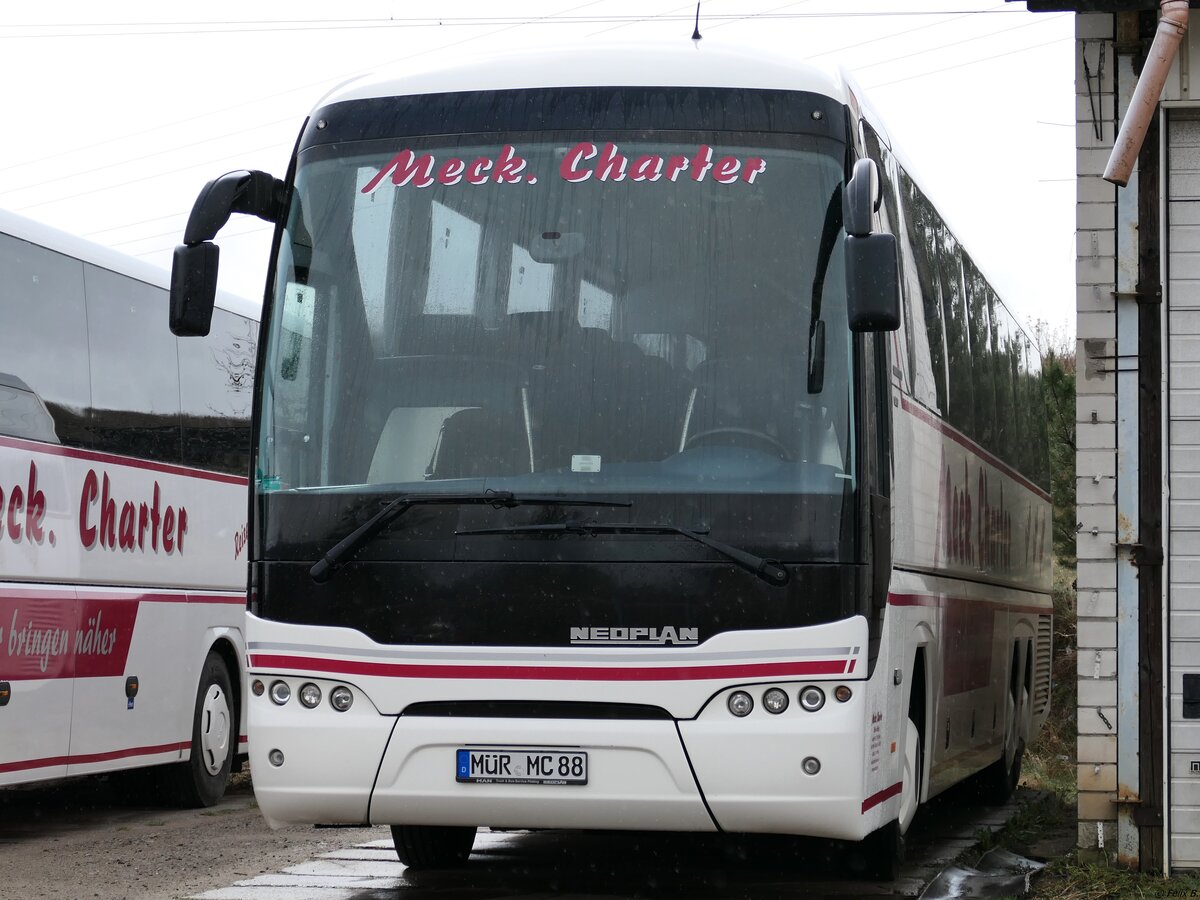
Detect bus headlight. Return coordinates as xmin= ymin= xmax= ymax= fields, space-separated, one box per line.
xmin=798 ymin=686 xmax=825 ymax=712
xmin=299 ymin=683 xmax=322 ymax=708
xmin=269 ymin=680 xmax=291 ymax=705
xmin=727 ymin=690 xmax=754 ymax=717
xmin=762 ymin=687 xmax=789 ymax=714
xmin=330 ymin=686 xmax=354 ymax=712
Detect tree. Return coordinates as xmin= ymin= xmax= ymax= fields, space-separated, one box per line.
xmin=1033 ymin=321 xmax=1077 ymax=564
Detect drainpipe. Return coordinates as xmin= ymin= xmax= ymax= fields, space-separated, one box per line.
xmin=1104 ymin=0 xmax=1188 ymax=187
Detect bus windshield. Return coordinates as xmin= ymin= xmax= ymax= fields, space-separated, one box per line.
xmin=258 ymin=129 xmax=856 ymax=562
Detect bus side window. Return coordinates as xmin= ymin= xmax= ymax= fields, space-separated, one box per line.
xmin=0 ymin=233 xmax=89 ymax=447
xmin=84 ymin=262 xmax=183 ymax=463
xmin=180 ymin=308 xmax=257 ymax=475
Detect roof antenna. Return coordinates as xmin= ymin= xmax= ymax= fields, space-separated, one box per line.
xmin=692 ymin=1 xmax=702 ymax=41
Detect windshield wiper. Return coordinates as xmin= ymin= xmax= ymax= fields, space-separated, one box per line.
xmin=310 ymin=491 xmax=632 ymax=583
xmin=455 ymin=522 xmax=789 ymax=587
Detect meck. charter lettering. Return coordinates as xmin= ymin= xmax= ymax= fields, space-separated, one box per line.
xmin=0 ymin=461 xmax=47 ymax=545
xmin=79 ymin=469 xmax=188 ymax=555
xmin=360 ymin=141 xmax=768 ymax=195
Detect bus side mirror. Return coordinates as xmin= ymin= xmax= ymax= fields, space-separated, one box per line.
xmin=169 ymin=169 xmax=285 ymax=337
xmin=170 ymin=243 xmax=219 ymax=337
xmin=845 ymin=232 xmax=901 ymax=333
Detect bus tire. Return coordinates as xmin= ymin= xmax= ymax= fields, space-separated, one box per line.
xmin=979 ymin=735 xmax=1024 ymax=806
xmin=978 ymin=693 xmax=1026 ymax=805
xmin=898 ymin=716 xmax=922 ymax=835
xmin=391 ymin=824 xmax=477 ymax=869
xmin=851 ymin=820 xmax=904 ymax=882
xmin=163 ymin=650 xmax=235 ymax=808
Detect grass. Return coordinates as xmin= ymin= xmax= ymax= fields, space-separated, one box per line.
xmin=1031 ymin=860 xmax=1200 ymax=899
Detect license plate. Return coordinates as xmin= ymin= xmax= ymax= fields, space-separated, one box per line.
xmin=456 ymin=748 xmax=588 ymax=785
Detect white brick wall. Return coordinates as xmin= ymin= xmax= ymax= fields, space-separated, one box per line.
xmin=1073 ymin=12 xmax=1118 ymax=852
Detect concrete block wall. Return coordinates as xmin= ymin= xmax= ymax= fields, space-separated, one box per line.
xmin=1073 ymin=12 xmax=1119 ymax=853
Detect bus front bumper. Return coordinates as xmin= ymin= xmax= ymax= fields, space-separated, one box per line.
xmin=250 ymin=684 xmax=876 ymax=840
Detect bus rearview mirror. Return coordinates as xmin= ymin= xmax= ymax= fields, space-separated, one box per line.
xmin=845 ymin=232 xmax=901 ymax=333
xmin=170 ymin=242 xmax=219 ymax=337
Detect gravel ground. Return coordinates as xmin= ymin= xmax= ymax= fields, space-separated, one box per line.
xmin=0 ymin=770 xmax=389 ymax=900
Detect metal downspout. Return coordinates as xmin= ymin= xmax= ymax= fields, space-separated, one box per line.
xmin=1160 ymin=117 xmax=1172 ymax=877
xmin=1105 ymin=0 xmax=1189 ymax=186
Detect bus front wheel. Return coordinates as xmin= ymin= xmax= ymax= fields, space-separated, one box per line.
xmin=897 ymin=716 xmax=922 ymax=834
xmin=163 ymin=650 xmax=235 ymax=807
xmin=391 ymin=824 xmax=477 ymax=869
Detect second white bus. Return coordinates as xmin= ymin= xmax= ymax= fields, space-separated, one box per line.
xmin=0 ymin=209 xmax=257 ymax=806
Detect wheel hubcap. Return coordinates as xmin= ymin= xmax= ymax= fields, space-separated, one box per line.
xmin=199 ymin=684 xmax=231 ymax=776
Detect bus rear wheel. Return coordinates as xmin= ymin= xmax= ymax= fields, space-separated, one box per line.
xmin=163 ymin=650 xmax=235 ymax=808
xmin=978 ymin=683 xmax=1027 ymax=806
xmin=979 ymin=734 xmax=1024 ymax=806
xmin=391 ymin=824 xmax=477 ymax=869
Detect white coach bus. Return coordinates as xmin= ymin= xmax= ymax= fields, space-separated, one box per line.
xmin=168 ymin=40 xmax=1052 ymax=873
xmin=0 ymin=209 xmax=256 ymax=806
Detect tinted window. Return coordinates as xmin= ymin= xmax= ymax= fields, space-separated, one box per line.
xmin=898 ymin=173 xmax=947 ymax=414
xmin=83 ymin=264 xmax=182 ymax=462
xmin=938 ymin=233 xmax=975 ymax=438
xmin=179 ymin=307 xmax=257 ymax=475
xmin=0 ymin=234 xmax=92 ymax=446
xmin=963 ymin=259 xmax=995 ymax=452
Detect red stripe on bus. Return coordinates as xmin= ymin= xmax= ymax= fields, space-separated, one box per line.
xmin=898 ymin=396 xmax=1051 ymax=503
xmin=888 ymin=592 xmax=1051 ymax=616
xmin=0 ymin=590 xmax=242 ymax=680
xmin=0 ymin=588 xmax=243 ymax=605
xmin=861 ymin=781 xmax=903 ymax=813
xmin=248 ymin=654 xmax=852 ymax=682
xmin=0 ymin=740 xmax=190 ymax=774
xmin=889 ymin=592 xmax=1050 ymax=695
xmin=0 ymin=434 xmax=248 ymax=486
xmin=139 ymin=592 xmax=246 ymax=605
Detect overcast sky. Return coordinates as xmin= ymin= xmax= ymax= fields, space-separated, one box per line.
xmin=0 ymin=1 xmax=1076 ymax=336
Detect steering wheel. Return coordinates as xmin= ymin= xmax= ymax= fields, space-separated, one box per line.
xmin=682 ymin=427 xmax=792 ymax=460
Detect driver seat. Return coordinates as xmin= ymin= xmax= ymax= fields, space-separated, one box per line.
xmin=682 ymin=355 xmax=800 ymax=455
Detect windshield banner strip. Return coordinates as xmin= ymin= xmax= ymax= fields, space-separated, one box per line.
xmin=248 ymin=653 xmax=856 ymax=681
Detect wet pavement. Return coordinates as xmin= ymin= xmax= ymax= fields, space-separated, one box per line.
xmin=193 ymin=787 xmax=1032 ymax=900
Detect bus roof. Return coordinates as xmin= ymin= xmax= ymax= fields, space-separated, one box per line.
xmin=0 ymin=207 xmax=259 ymax=322
xmin=317 ymin=39 xmax=851 ymax=109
